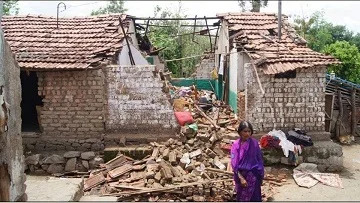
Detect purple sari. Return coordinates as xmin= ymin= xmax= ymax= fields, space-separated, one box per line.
xmin=231 ymin=137 xmax=264 ymax=202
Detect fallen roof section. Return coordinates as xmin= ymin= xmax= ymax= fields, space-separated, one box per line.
xmin=218 ymin=12 xmax=340 ymax=74
xmin=1 ymin=14 xmax=131 ymax=71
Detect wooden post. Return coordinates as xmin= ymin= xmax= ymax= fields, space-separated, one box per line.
xmin=336 ymin=88 xmax=343 ymax=140
xmin=119 ymin=17 xmax=135 ymax=65
xmin=351 ymin=88 xmax=357 ymax=137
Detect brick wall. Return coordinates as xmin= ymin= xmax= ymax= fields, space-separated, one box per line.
xmin=237 ymin=91 xmax=246 ymax=121
xmin=195 ymin=55 xmax=215 ymax=79
xmin=104 ymin=65 xmax=178 ymax=133
xmin=24 ymin=69 xmax=105 ymax=151
xmin=245 ymin=66 xmax=327 ymax=133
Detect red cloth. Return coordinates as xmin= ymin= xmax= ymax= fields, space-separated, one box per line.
xmin=221 ymin=143 xmax=232 ymax=153
xmin=174 ymin=111 xmax=194 ymax=126
xmin=260 ymin=135 xmax=280 ymax=149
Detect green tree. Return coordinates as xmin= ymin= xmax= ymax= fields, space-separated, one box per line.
xmin=292 ymin=11 xmax=360 ymax=83
xmin=3 ymin=0 xmax=19 ymax=15
xmin=91 ymin=0 xmax=127 ymax=16
xmin=238 ymin=0 xmax=268 ymax=12
xmin=306 ymin=22 xmax=334 ymax=52
xmin=147 ymin=3 xmax=210 ymax=77
xmin=293 ymin=11 xmax=322 ymax=39
xmin=324 ymin=41 xmax=360 ymax=83
xmin=293 ymin=11 xmax=359 ymax=52
xmin=350 ymin=33 xmax=360 ymax=51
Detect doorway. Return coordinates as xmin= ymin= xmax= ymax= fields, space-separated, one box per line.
xmin=20 ymin=71 xmax=43 ymax=132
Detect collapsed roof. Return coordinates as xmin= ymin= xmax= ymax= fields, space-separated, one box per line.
xmin=217 ymin=12 xmax=340 ymax=74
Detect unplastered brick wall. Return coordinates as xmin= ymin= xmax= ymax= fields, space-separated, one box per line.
xmin=237 ymin=91 xmax=246 ymax=121
xmin=245 ymin=66 xmax=327 ymax=133
xmin=195 ymin=55 xmax=215 ymax=79
xmin=104 ymin=65 xmax=178 ymax=133
xmin=35 ymin=69 xmax=105 ymax=149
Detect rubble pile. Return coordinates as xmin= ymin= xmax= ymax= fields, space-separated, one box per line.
xmin=83 ymin=86 xmax=288 ymax=201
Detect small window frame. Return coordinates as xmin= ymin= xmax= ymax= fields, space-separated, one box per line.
xmin=274 ymin=70 xmax=297 ymax=79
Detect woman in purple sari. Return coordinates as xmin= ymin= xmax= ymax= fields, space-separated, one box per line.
xmin=231 ymin=121 xmax=264 ymax=202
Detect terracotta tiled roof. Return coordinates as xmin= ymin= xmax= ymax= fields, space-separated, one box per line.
xmin=1 ymin=14 xmax=131 ymax=70
xmin=217 ymin=12 xmax=340 ymax=74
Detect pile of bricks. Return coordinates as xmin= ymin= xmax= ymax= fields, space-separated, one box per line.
xmin=83 ymin=87 xmax=287 ymax=201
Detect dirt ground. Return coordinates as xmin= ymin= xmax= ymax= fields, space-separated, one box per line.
xmin=273 ymin=141 xmax=360 ymax=201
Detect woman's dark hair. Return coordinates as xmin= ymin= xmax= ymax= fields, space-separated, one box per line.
xmin=237 ymin=121 xmax=254 ymax=135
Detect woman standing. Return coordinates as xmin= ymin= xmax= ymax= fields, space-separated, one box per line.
xmin=231 ymin=121 xmax=264 ymax=202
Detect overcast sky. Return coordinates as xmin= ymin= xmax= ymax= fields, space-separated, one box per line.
xmin=18 ymin=1 xmax=360 ymax=34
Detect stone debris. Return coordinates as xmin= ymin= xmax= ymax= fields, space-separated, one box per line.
xmin=25 ymin=154 xmax=42 ymax=165
xmin=63 ymin=151 xmax=81 ymax=158
xmin=81 ymin=151 xmax=96 ymax=160
xmin=24 ymin=151 xmax=104 ymax=176
xmin=81 ymin=86 xmax=287 ymax=201
xmin=65 ymin=158 xmax=77 ymax=172
xmin=42 ymin=154 xmax=66 ymax=164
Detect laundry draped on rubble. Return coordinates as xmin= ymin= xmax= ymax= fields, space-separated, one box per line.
xmin=260 ymin=135 xmax=281 ymax=149
xmin=267 ymin=130 xmax=302 ymax=158
xmin=293 ymin=163 xmax=343 ymax=189
xmin=287 ymin=129 xmax=313 ymax=147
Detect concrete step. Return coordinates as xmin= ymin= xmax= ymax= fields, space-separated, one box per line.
xmin=25 ymin=175 xmax=83 ymax=201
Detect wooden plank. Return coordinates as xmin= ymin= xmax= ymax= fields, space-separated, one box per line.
xmin=108 ymin=164 xmax=133 ymax=179
xmin=336 ymin=89 xmax=343 ymax=139
xmin=206 ymin=167 xmax=233 ymax=175
xmin=104 ymin=179 xmax=234 ymax=197
xmin=194 ymin=104 xmax=220 ymax=129
xmin=113 ymin=185 xmax=148 ymax=190
xmin=325 ymin=94 xmax=335 ymax=132
xmin=84 ymin=173 xmax=106 ymax=191
xmin=352 ymin=88 xmax=357 ymax=137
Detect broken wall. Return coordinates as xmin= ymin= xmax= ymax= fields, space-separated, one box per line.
xmin=246 ymin=66 xmax=327 ymax=133
xmin=23 ymin=69 xmax=105 ymax=151
xmin=0 ymin=31 xmax=26 ymax=201
xmin=195 ymin=54 xmax=215 ymax=79
xmin=104 ymin=65 xmax=178 ymax=135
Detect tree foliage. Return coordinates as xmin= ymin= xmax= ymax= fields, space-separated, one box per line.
xmin=147 ymin=3 xmax=211 ymax=77
xmin=3 ymin=0 xmax=19 ymax=15
xmin=293 ymin=11 xmax=322 ymax=39
xmin=323 ymin=41 xmax=360 ymax=84
xmin=238 ymin=0 xmax=268 ymax=12
xmin=91 ymin=0 xmax=127 ymax=16
xmin=292 ymin=11 xmax=360 ymax=83
xmin=293 ymin=11 xmax=358 ymax=52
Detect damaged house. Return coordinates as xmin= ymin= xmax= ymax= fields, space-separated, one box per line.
xmin=1 ymin=14 xmax=178 ymax=152
xmin=212 ymin=12 xmax=339 ymax=139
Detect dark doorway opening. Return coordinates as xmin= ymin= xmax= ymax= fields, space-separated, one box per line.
xmin=20 ymin=71 xmax=43 ymax=132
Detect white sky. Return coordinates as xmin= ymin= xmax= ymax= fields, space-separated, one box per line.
xmin=17 ymin=1 xmax=360 ymax=34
